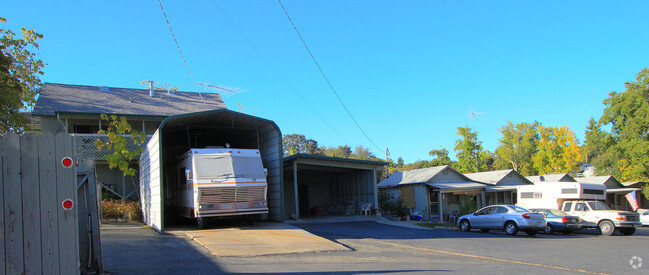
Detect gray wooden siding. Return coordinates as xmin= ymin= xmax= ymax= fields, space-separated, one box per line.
xmin=1 ymin=133 xmax=78 ymax=274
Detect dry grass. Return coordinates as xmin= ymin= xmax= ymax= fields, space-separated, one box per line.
xmin=102 ymin=199 xmax=142 ymax=222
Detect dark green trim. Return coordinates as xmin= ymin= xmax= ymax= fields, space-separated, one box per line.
xmin=283 ymin=153 xmax=388 ymax=167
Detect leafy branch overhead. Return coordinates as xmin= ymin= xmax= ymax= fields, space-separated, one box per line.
xmin=0 ymin=17 xmax=45 ymax=134
xmin=94 ymin=114 xmax=146 ymax=176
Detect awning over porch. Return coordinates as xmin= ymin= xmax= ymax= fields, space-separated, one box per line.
xmin=427 ymin=182 xmax=486 ymax=192
xmin=485 ymin=185 xmax=518 ymax=192
xmin=606 ymin=188 xmax=641 ymax=195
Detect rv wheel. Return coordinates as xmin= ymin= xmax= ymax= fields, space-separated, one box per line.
xmin=197 ymin=217 xmax=208 ymax=229
xmin=246 ymin=215 xmax=258 ymax=226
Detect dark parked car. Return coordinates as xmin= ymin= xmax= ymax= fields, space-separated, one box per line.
xmin=457 ymin=205 xmax=546 ymax=236
xmin=529 ymin=208 xmax=583 ymax=234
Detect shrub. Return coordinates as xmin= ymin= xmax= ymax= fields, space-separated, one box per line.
xmin=459 ymin=194 xmax=479 ymax=216
xmin=102 ymin=199 xmax=142 ymax=222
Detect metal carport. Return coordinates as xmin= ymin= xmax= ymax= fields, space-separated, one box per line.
xmin=283 ymin=154 xmax=386 ymax=219
xmin=140 ymin=110 xmax=283 ymax=233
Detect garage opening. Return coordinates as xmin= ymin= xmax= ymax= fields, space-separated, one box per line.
xmin=140 ymin=110 xmax=283 ymax=233
xmin=283 ymin=154 xmax=386 ymax=219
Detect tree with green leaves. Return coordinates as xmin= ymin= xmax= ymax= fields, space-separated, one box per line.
xmin=94 ymin=114 xmax=146 ymax=177
xmin=282 ymin=133 xmax=320 ymax=156
xmin=0 ymin=17 xmax=44 ymax=134
xmin=532 ymin=125 xmax=582 ymax=175
xmin=320 ymin=145 xmax=352 ymax=158
xmin=453 ymin=126 xmax=483 ymax=173
xmin=494 ymin=121 xmax=540 ymax=176
xmin=428 ymin=148 xmax=452 ymax=167
xmin=352 ymin=145 xmax=377 ymax=160
xmin=591 ymin=68 xmax=649 ymax=182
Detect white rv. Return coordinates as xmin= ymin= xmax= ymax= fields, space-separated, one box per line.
xmin=176 ymin=148 xmax=268 ymax=228
xmin=517 ymin=182 xmax=640 ymax=235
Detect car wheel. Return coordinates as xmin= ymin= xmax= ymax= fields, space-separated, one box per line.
xmin=619 ymin=228 xmax=636 ymax=235
xmin=505 ymin=222 xmax=519 ymax=235
xmin=526 ymin=230 xmax=538 ymax=236
xmin=460 ymin=220 xmax=471 ymax=232
xmin=544 ymin=223 xmax=554 ymax=234
xmin=598 ymin=220 xmax=615 ymax=236
xmin=480 ymin=229 xmax=490 ymax=233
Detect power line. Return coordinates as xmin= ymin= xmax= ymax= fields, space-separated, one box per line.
xmin=277 ymin=0 xmax=383 ymax=153
xmin=157 ymin=0 xmax=202 ymax=99
xmin=209 ymin=0 xmax=349 ymax=144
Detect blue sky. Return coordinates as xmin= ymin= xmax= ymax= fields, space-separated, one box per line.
xmin=4 ymin=1 xmax=649 ymax=163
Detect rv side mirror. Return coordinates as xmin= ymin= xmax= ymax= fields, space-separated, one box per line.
xmin=185 ymin=169 xmax=192 ymax=181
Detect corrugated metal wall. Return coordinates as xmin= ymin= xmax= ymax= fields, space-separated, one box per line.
xmin=139 ymin=129 xmax=163 ymax=232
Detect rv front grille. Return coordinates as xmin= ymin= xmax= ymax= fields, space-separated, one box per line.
xmin=200 ymin=186 xmax=266 ymax=203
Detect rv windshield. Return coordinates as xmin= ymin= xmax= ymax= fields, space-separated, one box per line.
xmin=194 ymin=156 xmax=234 ymax=181
xmin=588 ymin=201 xmax=611 ymax=210
xmin=231 ymin=155 xmax=266 ymax=180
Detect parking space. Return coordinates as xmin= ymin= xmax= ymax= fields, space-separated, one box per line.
xmin=101 ymin=219 xmax=649 ymax=274
xmin=173 ymin=222 xmax=350 ymax=257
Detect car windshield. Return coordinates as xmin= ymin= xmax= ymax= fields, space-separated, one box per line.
xmin=511 ymin=206 xmax=529 ymax=213
xmin=588 ymin=201 xmax=611 ymax=210
xmin=547 ymin=209 xmax=569 ymax=216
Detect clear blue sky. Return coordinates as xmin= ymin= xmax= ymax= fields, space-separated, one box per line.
xmin=5 ymin=1 xmax=649 ymax=163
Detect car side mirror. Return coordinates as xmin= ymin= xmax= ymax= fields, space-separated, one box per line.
xmin=473 ymin=212 xmax=478 ymax=216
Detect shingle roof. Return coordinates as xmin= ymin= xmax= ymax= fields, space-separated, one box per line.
xmin=377 ymin=165 xmax=480 ymax=189
xmin=464 ymin=170 xmax=514 ymax=185
xmin=33 ymin=83 xmax=226 ymax=117
xmin=377 ymin=166 xmax=447 ymax=188
xmin=465 ymin=169 xmax=533 ymax=186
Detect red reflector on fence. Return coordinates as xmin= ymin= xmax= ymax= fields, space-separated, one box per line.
xmin=61 ymin=157 xmax=73 ymax=168
xmin=62 ymin=199 xmax=74 ymax=210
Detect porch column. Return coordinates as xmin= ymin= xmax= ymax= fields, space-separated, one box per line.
xmin=293 ymin=161 xmax=299 ymax=219
xmin=480 ymin=190 xmax=486 ymax=207
xmin=438 ymin=191 xmax=443 ymax=223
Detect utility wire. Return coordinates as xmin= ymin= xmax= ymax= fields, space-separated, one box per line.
xmin=277 ymin=0 xmax=383 ymax=153
xmin=158 ymin=0 xmax=203 ymax=100
xmin=210 ymin=1 xmax=349 ymax=144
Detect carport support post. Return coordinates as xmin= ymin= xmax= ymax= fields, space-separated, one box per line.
xmin=438 ymin=191 xmax=443 ymax=223
xmin=293 ymin=161 xmax=299 ymax=220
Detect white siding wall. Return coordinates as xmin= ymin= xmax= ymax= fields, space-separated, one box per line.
xmin=140 ymin=130 xmax=163 ymax=232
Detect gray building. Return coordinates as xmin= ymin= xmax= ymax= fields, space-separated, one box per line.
xmin=465 ymin=169 xmax=533 ymax=205
xmin=377 ymin=165 xmax=486 ymax=223
xmin=32 ymin=83 xmax=226 ymax=200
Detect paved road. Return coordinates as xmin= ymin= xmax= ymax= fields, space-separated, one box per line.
xmin=102 ymin=221 xmax=649 ymax=274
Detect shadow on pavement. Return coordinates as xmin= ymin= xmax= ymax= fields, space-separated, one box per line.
xmin=294 ymin=221 xmax=610 ymax=240
xmin=101 ymin=222 xmax=224 ymax=274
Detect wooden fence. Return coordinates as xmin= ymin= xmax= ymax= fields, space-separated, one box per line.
xmin=1 ymin=133 xmax=78 ymax=275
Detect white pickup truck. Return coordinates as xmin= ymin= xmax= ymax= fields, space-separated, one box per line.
xmin=561 ymin=200 xmax=641 ymax=236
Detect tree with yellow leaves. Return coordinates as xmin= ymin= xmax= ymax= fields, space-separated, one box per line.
xmin=532 ymin=125 xmax=582 ymax=174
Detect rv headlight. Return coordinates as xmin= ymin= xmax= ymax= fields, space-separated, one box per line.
xmin=199 ymin=204 xmax=215 ymax=209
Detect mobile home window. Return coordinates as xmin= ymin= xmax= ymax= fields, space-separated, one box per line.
xmin=583 ymin=189 xmax=605 ymax=195
xmin=520 ymin=192 xmax=535 ymax=199
xmin=561 ymin=188 xmax=578 ymax=194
